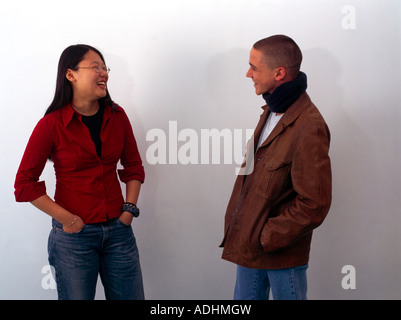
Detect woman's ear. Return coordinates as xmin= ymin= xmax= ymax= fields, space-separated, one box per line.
xmin=66 ymin=69 xmax=76 ymax=82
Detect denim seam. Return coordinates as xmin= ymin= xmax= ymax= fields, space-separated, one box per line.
xmin=250 ymin=270 xmax=260 ymax=300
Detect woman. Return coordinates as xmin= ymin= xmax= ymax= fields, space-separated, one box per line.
xmin=14 ymin=44 xmax=145 ymax=300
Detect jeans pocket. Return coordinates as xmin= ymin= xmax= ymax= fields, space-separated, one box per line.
xmin=116 ymin=217 xmax=131 ymax=227
xmin=55 ymin=224 xmax=87 ymax=235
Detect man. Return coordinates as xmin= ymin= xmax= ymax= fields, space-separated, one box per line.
xmin=220 ymin=35 xmax=332 ymax=300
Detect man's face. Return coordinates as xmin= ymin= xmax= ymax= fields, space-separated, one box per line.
xmin=246 ymin=48 xmax=277 ymax=95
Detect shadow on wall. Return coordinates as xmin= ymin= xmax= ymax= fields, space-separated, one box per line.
xmin=304 ymin=47 xmax=401 ymax=299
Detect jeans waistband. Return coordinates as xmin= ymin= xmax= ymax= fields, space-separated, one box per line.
xmin=52 ymin=217 xmax=119 ymax=228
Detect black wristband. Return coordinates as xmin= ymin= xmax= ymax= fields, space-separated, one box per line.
xmin=122 ymin=202 xmax=140 ymax=218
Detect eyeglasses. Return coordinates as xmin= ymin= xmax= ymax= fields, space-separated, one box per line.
xmin=76 ymin=66 xmax=111 ymax=74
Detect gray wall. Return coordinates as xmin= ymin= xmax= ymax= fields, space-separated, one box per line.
xmin=1 ymin=0 xmax=400 ymax=299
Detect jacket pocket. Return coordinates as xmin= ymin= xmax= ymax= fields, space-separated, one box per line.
xmin=262 ymin=156 xmax=291 ymax=200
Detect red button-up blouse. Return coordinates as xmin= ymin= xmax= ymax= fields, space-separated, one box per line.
xmin=14 ymin=104 xmax=145 ymax=224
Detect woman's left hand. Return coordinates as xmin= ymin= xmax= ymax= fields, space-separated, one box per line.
xmin=119 ymin=211 xmax=133 ymax=226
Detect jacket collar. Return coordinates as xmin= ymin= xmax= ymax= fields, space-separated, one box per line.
xmin=256 ymin=92 xmax=312 ymax=150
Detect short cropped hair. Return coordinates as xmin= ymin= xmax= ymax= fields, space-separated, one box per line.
xmin=253 ymin=35 xmax=303 ymax=78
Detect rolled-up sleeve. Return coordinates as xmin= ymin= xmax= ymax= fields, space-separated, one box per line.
xmin=14 ymin=117 xmax=53 ymax=202
xmin=117 ymin=110 xmax=145 ymax=184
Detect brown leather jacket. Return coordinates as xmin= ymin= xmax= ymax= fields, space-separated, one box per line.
xmin=220 ymin=93 xmax=332 ymax=269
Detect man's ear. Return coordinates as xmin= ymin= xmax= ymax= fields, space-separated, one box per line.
xmin=274 ymin=67 xmax=286 ymax=81
xmin=66 ymin=69 xmax=76 ymax=82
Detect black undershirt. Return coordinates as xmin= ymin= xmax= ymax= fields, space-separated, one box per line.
xmin=81 ymin=105 xmax=104 ymax=158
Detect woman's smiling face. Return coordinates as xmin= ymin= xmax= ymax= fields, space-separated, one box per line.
xmin=67 ymin=50 xmax=109 ymax=104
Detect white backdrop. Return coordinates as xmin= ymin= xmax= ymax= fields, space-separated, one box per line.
xmin=1 ymin=0 xmax=400 ymax=300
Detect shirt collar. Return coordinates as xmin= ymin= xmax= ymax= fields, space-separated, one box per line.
xmin=61 ymin=104 xmax=77 ymax=127
xmin=61 ymin=103 xmax=113 ymax=127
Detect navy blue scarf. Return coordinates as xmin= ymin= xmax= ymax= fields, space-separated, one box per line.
xmin=262 ymin=71 xmax=307 ymax=113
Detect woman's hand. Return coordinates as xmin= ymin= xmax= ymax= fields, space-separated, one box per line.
xmin=63 ymin=215 xmax=85 ymax=233
xmin=30 ymin=195 xmax=85 ymax=233
xmin=119 ymin=211 xmax=133 ymax=226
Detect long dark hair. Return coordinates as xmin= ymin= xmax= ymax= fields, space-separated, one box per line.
xmin=45 ymin=44 xmax=116 ymax=116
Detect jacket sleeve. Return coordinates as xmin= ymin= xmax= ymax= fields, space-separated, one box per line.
xmin=260 ymin=119 xmax=332 ymax=253
xmin=14 ymin=117 xmax=53 ymax=202
xmin=117 ymin=109 xmax=145 ymax=184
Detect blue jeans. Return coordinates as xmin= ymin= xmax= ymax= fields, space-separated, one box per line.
xmin=234 ymin=264 xmax=308 ymax=300
xmin=48 ymin=218 xmax=144 ymax=300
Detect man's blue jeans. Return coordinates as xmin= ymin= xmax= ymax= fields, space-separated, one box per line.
xmin=48 ymin=218 xmax=144 ymax=300
xmin=234 ymin=264 xmax=308 ymax=300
